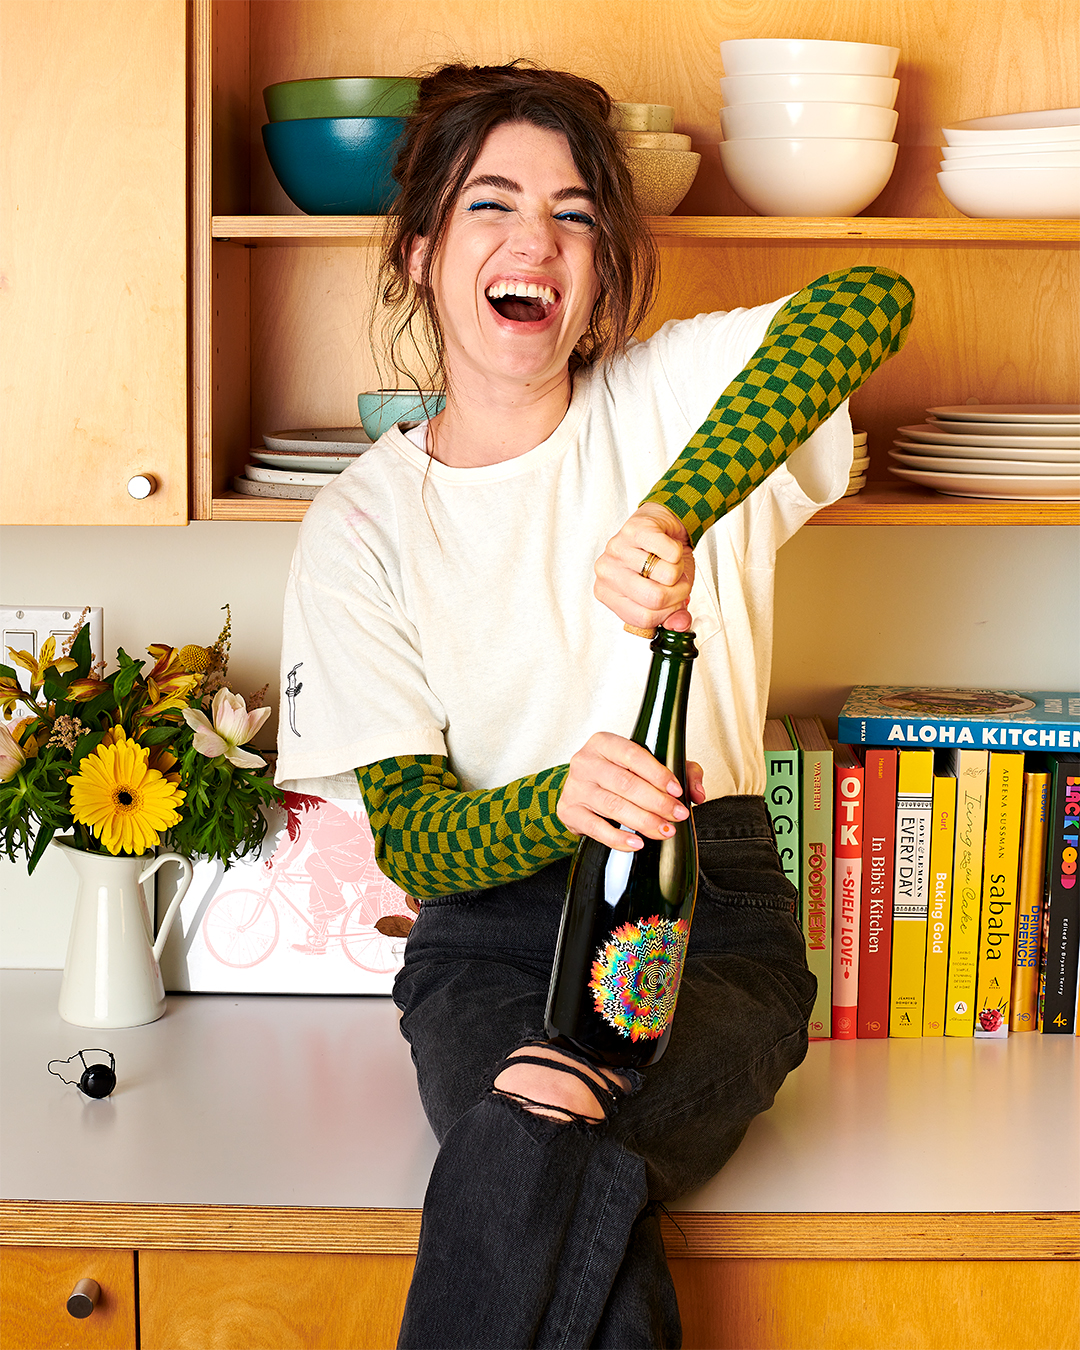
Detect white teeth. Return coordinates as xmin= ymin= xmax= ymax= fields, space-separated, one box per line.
xmin=486 ymin=281 xmax=557 ymax=307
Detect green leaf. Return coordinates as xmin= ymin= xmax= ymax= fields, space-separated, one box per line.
xmin=68 ymin=624 xmax=93 ymax=677
xmin=27 ymin=824 xmax=57 ymax=876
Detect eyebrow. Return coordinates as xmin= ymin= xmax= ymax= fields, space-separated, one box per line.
xmin=461 ymin=173 xmax=595 ymax=203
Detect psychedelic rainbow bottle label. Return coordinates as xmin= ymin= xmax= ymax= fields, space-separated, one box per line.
xmin=589 ymin=915 xmax=691 ymax=1041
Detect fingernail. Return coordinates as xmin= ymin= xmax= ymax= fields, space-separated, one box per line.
xmin=627 ymin=834 xmax=643 ymax=850
xmin=673 ymin=804 xmax=689 ymax=820
xmin=667 ymin=782 xmax=683 ymax=796
xmin=660 ymin=822 xmax=674 ymax=836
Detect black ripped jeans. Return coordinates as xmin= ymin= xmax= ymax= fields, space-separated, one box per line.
xmin=392 ymin=795 xmax=816 ymax=1350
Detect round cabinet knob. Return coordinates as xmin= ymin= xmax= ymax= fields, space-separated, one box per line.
xmin=127 ymin=474 xmax=157 ymax=499
xmin=67 ymin=1278 xmax=101 ymax=1319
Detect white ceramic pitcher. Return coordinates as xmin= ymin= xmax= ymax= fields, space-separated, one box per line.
xmin=55 ymin=840 xmax=193 ymax=1028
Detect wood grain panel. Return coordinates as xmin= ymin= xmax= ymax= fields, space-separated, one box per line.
xmin=139 ymin=1250 xmax=412 ymax=1350
xmin=0 ymin=1247 xmax=135 ymax=1350
xmin=1 ymin=1 xmax=188 ymax=525
xmin=668 ymin=1257 xmax=1080 ymax=1350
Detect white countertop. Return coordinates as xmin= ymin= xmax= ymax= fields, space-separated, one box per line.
xmin=2 ymin=970 xmax=1076 ymax=1214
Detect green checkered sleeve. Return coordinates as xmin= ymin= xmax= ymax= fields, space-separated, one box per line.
xmin=356 ymin=755 xmax=578 ymax=900
xmin=643 ymin=266 xmax=915 ymax=544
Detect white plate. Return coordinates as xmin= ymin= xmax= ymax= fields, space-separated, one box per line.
xmin=887 ymin=465 xmax=1080 ymax=500
xmin=245 ymin=463 xmax=342 ymax=486
xmin=925 ymin=404 xmax=1080 ymax=423
xmin=928 ymin=417 xmax=1080 ymax=437
xmin=889 ymin=449 xmax=1078 ymax=476
xmin=250 ymin=449 xmax=361 ymax=473
xmin=894 ymin=439 xmax=1080 ymax=464
xmin=262 ymin=428 xmax=371 ymax=453
xmin=232 ymin=476 xmax=323 ymax=501
xmin=898 ymin=424 xmax=1080 ymax=450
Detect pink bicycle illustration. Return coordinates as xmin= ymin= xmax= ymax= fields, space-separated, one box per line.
xmin=200 ymin=795 xmax=413 ymax=972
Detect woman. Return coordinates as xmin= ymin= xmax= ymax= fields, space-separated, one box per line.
xmin=276 ymin=61 xmax=913 ymax=1349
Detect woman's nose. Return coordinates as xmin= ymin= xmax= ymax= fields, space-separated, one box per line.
xmin=509 ymin=212 xmax=557 ymax=262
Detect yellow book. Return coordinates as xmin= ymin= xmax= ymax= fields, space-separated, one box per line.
xmin=922 ymin=763 xmax=957 ymax=1036
xmin=889 ymin=749 xmax=934 ymax=1037
xmin=1011 ymin=770 xmax=1051 ymax=1031
xmin=944 ymin=750 xmax=990 ymax=1037
xmin=973 ymin=753 xmax=1026 ymax=1037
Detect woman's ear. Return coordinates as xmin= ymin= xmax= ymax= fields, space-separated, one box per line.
xmin=406 ymin=235 xmax=427 ymax=285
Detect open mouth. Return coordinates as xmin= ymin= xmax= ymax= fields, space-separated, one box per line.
xmin=485 ymin=281 xmax=558 ymax=324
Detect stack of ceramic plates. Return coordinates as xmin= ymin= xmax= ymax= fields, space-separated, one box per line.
xmin=844 ymin=428 xmax=869 ymax=496
xmin=233 ymin=429 xmax=372 ymax=500
xmin=888 ymin=405 xmax=1080 ymax=501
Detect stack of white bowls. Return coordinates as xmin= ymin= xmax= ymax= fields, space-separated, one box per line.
xmin=718 ymin=38 xmax=900 ymax=216
xmin=937 ymin=107 xmax=1080 ymax=219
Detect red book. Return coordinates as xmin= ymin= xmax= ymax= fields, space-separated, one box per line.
xmin=857 ymin=747 xmax=898 ymax=1037
xmin=832 ymin=744 xmax=864 ymax=1039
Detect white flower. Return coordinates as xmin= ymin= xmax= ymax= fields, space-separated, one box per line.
xmin=0 ymin=723 xmax=26 ymax=782
xmin=183 ymin=688 xmax=271 ymax=769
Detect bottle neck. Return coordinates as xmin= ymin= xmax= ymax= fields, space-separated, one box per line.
xmin=630 ymin=630 xmax=697 ymax=785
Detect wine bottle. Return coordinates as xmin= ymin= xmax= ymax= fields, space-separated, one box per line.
xmin=545 ymin=627 xmax=699 ymax=1068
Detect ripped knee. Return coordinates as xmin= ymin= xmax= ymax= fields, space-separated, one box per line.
xmin=490 ymin=1043 xmax=634 ymax=1126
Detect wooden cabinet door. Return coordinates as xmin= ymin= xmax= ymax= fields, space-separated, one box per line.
xmin=0 ymin=0 xmax=188 ymax=525
xmin=0 ymin=1247 xmax=135 ymax=1350
xmin=139 ymin=1250 xmax=414 ymax=1350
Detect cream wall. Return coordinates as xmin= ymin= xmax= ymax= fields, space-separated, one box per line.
xmin=1 ymin=521 xmax=1077 ymax=967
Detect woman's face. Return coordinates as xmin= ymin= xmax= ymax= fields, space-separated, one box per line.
xmin=409 ymin=121 xmax=601 ymax=394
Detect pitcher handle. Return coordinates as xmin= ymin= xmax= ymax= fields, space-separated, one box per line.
xmin=139 ymin=852 xmax=194 ymax=962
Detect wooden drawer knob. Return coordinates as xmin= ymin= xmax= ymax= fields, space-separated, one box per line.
xmin=66 ymin=1278 xmax=101 ymax=1318
xmin=127 ymin=474 xmax=158 ymax=499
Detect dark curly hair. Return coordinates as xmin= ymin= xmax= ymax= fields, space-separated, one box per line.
xmin=374 ymin=60 xmax=659 ymax=393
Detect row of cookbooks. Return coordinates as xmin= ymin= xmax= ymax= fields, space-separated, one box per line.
xmin=764 ymin=686 xmax=1080 ymax=1040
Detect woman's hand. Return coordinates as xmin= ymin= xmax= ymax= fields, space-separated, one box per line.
xmin=557 ymin=732 xmax=706 ymax=851
xmin=594 ymin=501 xmax=695 ymax=633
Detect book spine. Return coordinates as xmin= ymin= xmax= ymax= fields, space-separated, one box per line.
xmin=837 ymin=715 xmax=1080 ymax=754
xmin=889 ymin=749 xmax=934 ymax=1037
xmin=1010 ymin=771 xmax=1051 ymax=1031
xmin=1041 ymin=757 xmax=1080 ymax=1034
xmin=973 ymin=753 xmax=1025 ymax=1038
xmin=765 ymin=743 xmax=800 ymax=898
xmin=787 ymin=718 xmax=832 ymax=1038
xmin=922 ymin=768 xmax=956 ymax=1036
xmin=857 ymin=748 xmax=897 ymax=1038
xmin=944 ymin=750 xmax=990 ymax=1037
xmin=832 ymin=757 xmax=863 ymax=1040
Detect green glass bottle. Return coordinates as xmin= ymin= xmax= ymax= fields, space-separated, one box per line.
xmin=545 ymin=627 xmax=699 ymax=1068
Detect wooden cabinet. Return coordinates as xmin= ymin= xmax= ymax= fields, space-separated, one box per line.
xmin=193 ymin=0 xmax=1078 ymax=525
xmin=0 ymin=1247 xmax=135 ymax=1350
xmin=0 ymin=1 xmax=188 ymax=526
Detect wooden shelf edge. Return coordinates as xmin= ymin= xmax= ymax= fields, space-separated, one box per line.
xmin=211 ymin=215 xmax=1080 ymax=244
xmin=207 ymin=487 xmax=1080 ymax=527
xmin=2 ymin=1202 xmax=1075 ymax=1260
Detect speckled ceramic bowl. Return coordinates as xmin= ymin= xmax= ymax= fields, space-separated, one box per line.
xmin=357 ymin=390 xmax=445 ymax=439
xmin=609 ymin=102 xmax=675 ymax=133
xmin=625 ymin=147 xmax=701 ymax=214
xmin=264 ymin=76 xmax=419 ymax=121
xmin=617 ymin=130 xmax=693 ymax=150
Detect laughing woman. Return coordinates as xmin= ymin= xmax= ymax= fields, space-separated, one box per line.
xmin=276 ymin=61 xmax=913 ymax=1350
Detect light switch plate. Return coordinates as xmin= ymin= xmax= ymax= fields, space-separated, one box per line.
xmin=1 ymin=605 xmax=104 ymax=695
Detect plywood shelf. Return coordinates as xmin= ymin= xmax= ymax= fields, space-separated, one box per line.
xmin=211 ymin=215 xmax=1080 ymax=245
xmin=210 ymin=480 xmax=1079 ymax=526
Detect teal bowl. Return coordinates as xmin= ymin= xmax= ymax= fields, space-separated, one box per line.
xmin=357 ymin=390 xmax=446 ymax=440
xmin=261 ymin=116 xmax=404 ymax=215
xmin=264 ymin=76 xmax=419 ymax=122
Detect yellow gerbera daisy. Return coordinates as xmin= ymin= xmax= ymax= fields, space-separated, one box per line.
xmin=68 ymin=732 xmax=185 ymax=856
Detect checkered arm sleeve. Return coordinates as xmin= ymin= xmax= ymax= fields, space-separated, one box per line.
xmin=356 ymin=755 xmax=577 ymax=900
xmin=642 ymin=266 xmax=915 ymax=544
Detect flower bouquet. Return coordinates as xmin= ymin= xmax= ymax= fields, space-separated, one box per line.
xmin=0 ymin=607 xmax=281 ymax=872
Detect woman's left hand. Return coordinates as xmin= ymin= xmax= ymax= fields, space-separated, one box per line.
xmin=594 ymin=502 xmax=694 ymax=632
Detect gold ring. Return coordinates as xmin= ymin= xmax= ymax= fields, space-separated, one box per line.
xmin=640 ymin=552 xmax=660 ymax=580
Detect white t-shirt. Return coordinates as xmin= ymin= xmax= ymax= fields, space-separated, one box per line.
xmin=276 ymin=296 xmax=851 ymax=802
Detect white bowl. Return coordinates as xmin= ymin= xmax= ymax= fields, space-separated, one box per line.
xmin=941 ymin=107 xmax=1080 ymax=146
xmin=939 ymin=150 xmax=1080 ymax=171
xmin=720 ymin=72 xmax=900 ymax=109
xmin=721 ymin=100 xmax=897 ymax=142
xmin=941 ymin=138 xmax=1080 ymax=159
xmin=719 ymin=137 xmax=898 ymax=215
xmin=937 ymin=165 xmax=1080 ymax=218
xmin=719 ymin=38 xmax=899 ymax=78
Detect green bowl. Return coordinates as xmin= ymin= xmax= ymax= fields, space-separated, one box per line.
xmin=357 ymin=390 xmax=445 ymax=440
xmin=264 ymin=76 xmax=419 ymax=122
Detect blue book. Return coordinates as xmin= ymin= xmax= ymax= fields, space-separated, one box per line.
xmin=837 ymin=687 xmax=1080 ymax=753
